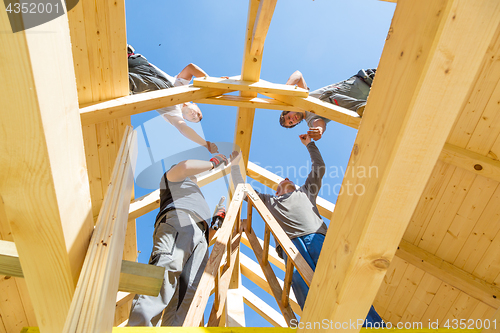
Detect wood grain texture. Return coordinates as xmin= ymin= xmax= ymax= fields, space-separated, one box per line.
xmin=300 ymin=1 xmax=500 ymax=331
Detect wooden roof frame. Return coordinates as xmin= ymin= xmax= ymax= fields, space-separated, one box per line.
xmin=2 ymin=0 xmax=500 ymax=331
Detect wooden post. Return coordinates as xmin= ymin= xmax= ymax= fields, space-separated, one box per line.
xmin=0 ymin=5 xmax=94 ymax=332
xmin=300 ymin=1 xmax=500 ymax=331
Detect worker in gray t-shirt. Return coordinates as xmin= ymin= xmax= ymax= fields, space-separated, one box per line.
xmin=129 ymin=154 xmax=228 ymax=327
xmin=279 ymin=69 xmax=375 ymax=140
xmin=230 ymin=134 xmax=327 ymax=309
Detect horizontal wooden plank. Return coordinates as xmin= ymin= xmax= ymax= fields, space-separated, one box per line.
xmin=240 ymin=286 xmax=287 ymax=327
xmin=262 ymin=92 xmax=361 ymax=129
xmin=195 ymin=95 xmax=301 ymax=112
xmin=80 ymin=86 xmax=230 ymax=125
xmin=193 ymin=77 xmax=309 ymax=97
xmin=241 ymin=232 xmax=285 ymax=272
xmin=397 ymin=240 xmax=500 ymax=308
xmin=0 ymin=240 xmax=163 ymax=297
xmin=440 ymin=143 xmax=500 ymax=182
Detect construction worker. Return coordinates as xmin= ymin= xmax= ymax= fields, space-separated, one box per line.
xmin=279 ymin=69 xmax=376 ymax=140
xmin=128 ymin=154 xmax=228 ymax=327
xmin=127 ymin=45 xmax=218 ymax=153
xmin=229 ymin=135 xmax=383 ymax=326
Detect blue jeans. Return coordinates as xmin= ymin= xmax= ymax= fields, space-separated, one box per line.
xmin=285 ymin=233 xmax=384 ymax=327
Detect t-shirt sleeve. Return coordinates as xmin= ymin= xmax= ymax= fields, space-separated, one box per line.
xmin=303 ymin=142 xmax=325 ymax=197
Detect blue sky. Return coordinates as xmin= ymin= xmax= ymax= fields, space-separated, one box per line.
xmin=126 ymin=0 xmax=395 ymax=327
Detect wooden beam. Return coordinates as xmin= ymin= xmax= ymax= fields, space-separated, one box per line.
xmin=301 ymin=1 xmax=500 ymax=331
xmin=80 ymin=86 xmax=230 ymax=126
xmin=234 ymin=0 xmax=264 ymax=167
xmin=240 ymin=252 xmax=302 ymax=316
xmin=262 ymin=92 xmax=361 ymax=129
xmin=250 ymin=0 xmax=278 ymax=56
xmin=240 ymin=287 xmax=287 ymax=328
xmin=225 ymin=289 xmax=246 ymax=327
xmin=0 ymin=241 xmax=163 ymax=296
xmin=64 ymin=127 xmax=137 ymax=332
xmin=207 ymin=234 xmax=241 ymax=326
xmin=243 ymin=226 xmax=296 ymax=325
xmin=195 ymin=95 xmax=301 ymax=112
xmin=241 ymin=232 xmax=285 ymax=272
xmin=193 ymin=77 xmax=308 ymax=98
xmin=397 ymin=240 xmax=500 ymax=308
xmin=247 ymin=161 xmax=335 ymax=219
xmin=183 ymin=185 xmax=246 ymax=327
xmin=439 ymin=143 xmax=500 ymax=182
xmin=0 ymin=7 xmax=94 ymax=332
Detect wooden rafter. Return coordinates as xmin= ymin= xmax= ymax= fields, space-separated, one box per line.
xmin=234 ymin=0 xmax=277 ymax=167
xmin=0 ymin=7 xmax=94 ymax=332
xmin=0 ymin=240 xmax=163 ymax=297
xmin=196 ymin=94 xmax=301 ymax=112
xmin=64 ymin=127 xmax=137 ymax=332
xmin=396 ymin=240 xmax=500 ymax=309
xmin=80 ymin=87 xmax=231 ymax=126
xmin=193 ymin=77 xmax=308 ymax=97
xmin=300 ymin=1 xmax=500 ymax=331
xmin=440 ymin=143 xmax=500 ymax=183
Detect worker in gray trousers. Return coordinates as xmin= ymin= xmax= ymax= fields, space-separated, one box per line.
xmin=128 ymin=154 xmax=228 ymax=326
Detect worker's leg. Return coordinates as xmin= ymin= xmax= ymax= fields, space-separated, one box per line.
xmin=310 ymin=75 xmax=370 ymax=114
xmin=128 ymin=53 xmax=174 ymax=93
xmin=163 ymin=221 xmax=208 ymax=326
xmin=285 ymin=233 xmax=325 ymax=309
xmin=128 ymin=210 xmax=199 ymax=327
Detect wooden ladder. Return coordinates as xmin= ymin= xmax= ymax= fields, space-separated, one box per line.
xmin=183 ymin=183 xmax=314 ymax=327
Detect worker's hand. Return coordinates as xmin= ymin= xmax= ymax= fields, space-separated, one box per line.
xmin=307 ymin=127 xmax=324 ymax=141
xmin=299 ymin=134 xmax=311 ymax=146
xmin=206 ymin=141 xmax=219 ymax=154
xmin=210 ymin=154 xmax=229 ymax=169
xmin=229 ymin=151 xmax=242 ymax=165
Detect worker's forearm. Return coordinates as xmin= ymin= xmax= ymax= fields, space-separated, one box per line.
xmin=178 ymin=126 xmax=208 ymax=148
xmin=177 ymin=160 xmax=213 ymax=178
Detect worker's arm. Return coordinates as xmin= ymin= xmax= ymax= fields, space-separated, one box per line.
xmin=177 ymin=63 xmax=208 ymax=81
xmin=229 ymin=151 xmax=271 ymax=203
xmin=285 ymin=70 xmax=308 ymax=90
xmin=167 ymin=155 xmax=227 ymax=182
xmin=307 ymin=117 xmax=327 ymax=141
xmin=300 ymin=135 xmax=325 ymax=197
xmin=163 ymin=113 xmax=213 ymax=151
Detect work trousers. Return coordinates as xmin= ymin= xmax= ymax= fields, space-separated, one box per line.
xmin=128 ymin=209 xmax=208 ymax=327
xmin=128 ymin=54 xmax=174 ymax=94
xmin=309 ymin=75 xmax=370 ymax=113
xmin=285 ymin=232 xmax=384 ymax=327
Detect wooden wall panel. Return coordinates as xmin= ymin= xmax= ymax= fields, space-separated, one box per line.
xmin=435 ymin=176 xmax=499 ymax=262
xmin=447 ymin=24 xmax=500 ymax=151
xmin=373 ymin=256 xmax=409 ymax=319
xmin=453 ymin=185 xmax=500 ymax=273
xmin=403 ymin=161 xmax=456 ymax=244
xmin=384 ymin=266 xmax=426 ymax=324
xmin=417 ymin=169 xmax=476 ymax=254
xmin=400 ymin=273 xmax=442 ymax=324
